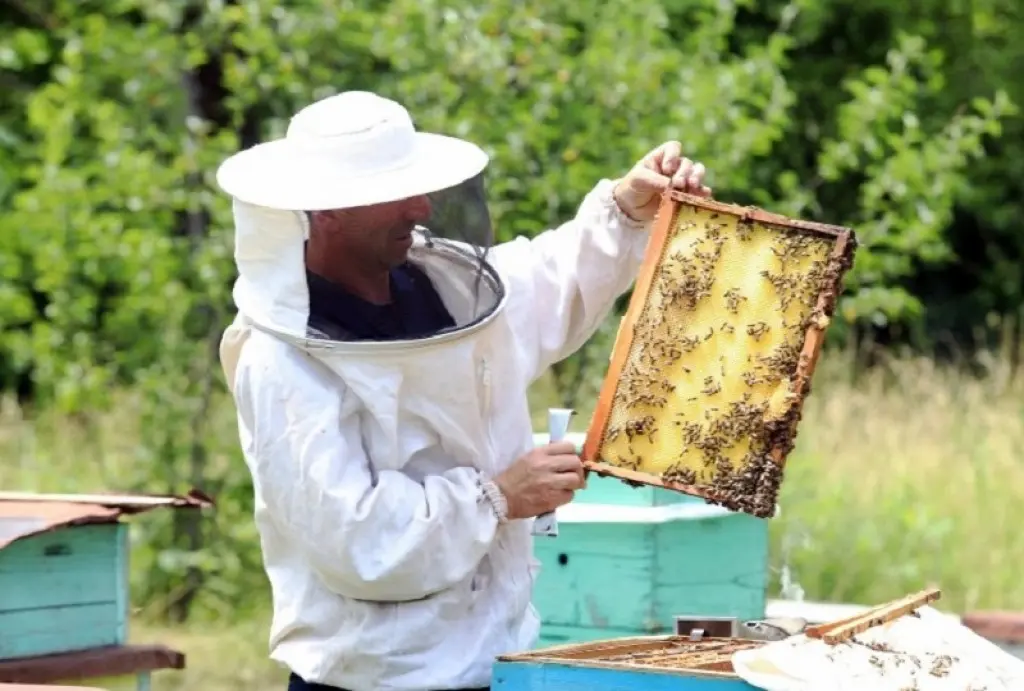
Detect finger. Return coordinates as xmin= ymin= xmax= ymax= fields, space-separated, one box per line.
xmin=563 ymin=461 xmax=586 ymax=487
xmin=630 ymin=166 xmax=671 ymax=194
xmin=659 ymin=141 xmax=683 ymax=176
xmin=544 ymin=454 xmax=584 ymax=474
xmin=541 ymin=441 xmax=578 ymax=456
xmin=550 ymin=471 xmax=584 ymax=491
xmin=644 ymin=140 xmax=682 ymax=175
xmin=696 ymin=184 xmax=712 ymax=198
xmin=687 ymin=162 xmax=706 ymax=189
xmin=670 ymin=158 xmax=694 ymax=189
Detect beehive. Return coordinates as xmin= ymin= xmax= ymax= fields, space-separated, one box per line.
xmin=583 ymin=190 xmax=857 ymax=518
xmin=0 ymin=490 xmax=210 ymax=688
xmin=496 ymin=590 xmax=955 ymax=691
xmin=493 ymin=635 xmax=763 ymax=690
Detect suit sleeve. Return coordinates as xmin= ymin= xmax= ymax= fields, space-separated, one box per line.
xmin=491 ymin=178 xmax=651 ymax=383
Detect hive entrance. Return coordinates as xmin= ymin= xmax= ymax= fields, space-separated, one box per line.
xmin=583 ymin=190 xmax=856 ymax=518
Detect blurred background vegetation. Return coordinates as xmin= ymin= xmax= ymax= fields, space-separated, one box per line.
xmin=2 ymin=0 xmax=1024 ymax=687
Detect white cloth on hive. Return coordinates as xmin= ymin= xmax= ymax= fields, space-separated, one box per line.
xmin=731 ymin=606 xmax=1024 ymax=690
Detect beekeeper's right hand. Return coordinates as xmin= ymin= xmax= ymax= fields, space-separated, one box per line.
xmin=495 ymin=442 xmax=586 ymax=520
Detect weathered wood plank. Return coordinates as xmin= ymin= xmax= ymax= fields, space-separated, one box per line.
xmin=0 ymin=645 xmax=183 ymax=685
xmin=533 ymin=524 xmax=655 ymax=629
xmin=537 ymin=624 xmax=649 ymax=649
xmin=0 ymin=524 xmax=128 ymax=661
xmin=652 ymin=516 xmax=768 ymax=626
xmin=532 ymin=514 xmax=768 ymax=636
xmin=0 ymin=603 xmax=123 ymax=660
xmin=0 ymin=526 xmax=123 ymax=613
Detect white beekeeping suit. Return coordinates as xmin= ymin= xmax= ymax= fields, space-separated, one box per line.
xmin=214 ymin=91 xmax=651 ymax=690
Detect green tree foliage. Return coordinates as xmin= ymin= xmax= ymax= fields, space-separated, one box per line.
xmin=0 ymin=0 xmax=1019 ymax=620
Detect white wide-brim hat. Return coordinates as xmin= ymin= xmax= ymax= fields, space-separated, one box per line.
xmin=215 ymin=91 xmax=489 ymax=211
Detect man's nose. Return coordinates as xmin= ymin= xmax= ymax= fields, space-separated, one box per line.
xmin=403 ymin=195 xmax=432 ymax=221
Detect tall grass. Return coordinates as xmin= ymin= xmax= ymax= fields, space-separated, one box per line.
xmin=2 ymin=344 xmax=1023 ymax=688
xmin=775 ymin=346 xmax=1024 ymax=613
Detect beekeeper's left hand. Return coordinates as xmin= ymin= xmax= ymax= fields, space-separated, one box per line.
xmin=613 ymin=141 xmax=712 ymax=222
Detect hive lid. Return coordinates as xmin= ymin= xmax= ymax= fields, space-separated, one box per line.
xmin=582 ymin=189 xmax=857 ymax=518
xmin=0 ymin=488 xmax=213 ymax=550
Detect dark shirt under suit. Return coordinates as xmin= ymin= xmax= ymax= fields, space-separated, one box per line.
xmin=289 ymin=262 xmax=488 ymax=691
xmin=306 ymin=262 xmax=456 ymax=341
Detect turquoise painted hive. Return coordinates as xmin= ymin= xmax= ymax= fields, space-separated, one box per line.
xmin=530 ymin=433 xmax=769 ymax=647
xmin=0 ymin=522 xmax=129 ymax=659
xmin=0 ymin=490 xmax=211 ymax=662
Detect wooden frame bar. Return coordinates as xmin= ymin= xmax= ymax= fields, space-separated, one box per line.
xmin=804 ymin=588 xmax=941 ymax=644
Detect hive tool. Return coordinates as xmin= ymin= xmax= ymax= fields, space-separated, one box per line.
xmin=531 ymin=407 xmax=575 ymax=538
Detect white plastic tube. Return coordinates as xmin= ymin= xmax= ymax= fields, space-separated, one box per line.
xmin=531 ymin=408 xmax=575 ymax=537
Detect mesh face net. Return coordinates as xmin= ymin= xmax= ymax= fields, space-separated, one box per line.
xmin=423 ymin=171 xmax=494 ymax=253
xmin=304 ymin=170 xmax=504 ymax=343
xmin=413 ymin=170 xmax=503 ymax=332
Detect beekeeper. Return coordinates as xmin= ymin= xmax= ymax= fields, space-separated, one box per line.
xmin=215 ymin=90 xmax=712 ymax=691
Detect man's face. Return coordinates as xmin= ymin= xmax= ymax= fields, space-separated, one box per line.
xmin=309 ymin=194 xmax=432 ymax=269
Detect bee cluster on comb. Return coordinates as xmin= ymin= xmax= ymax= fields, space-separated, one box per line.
xmin=583 ymin=190 xmax=857 ymax=518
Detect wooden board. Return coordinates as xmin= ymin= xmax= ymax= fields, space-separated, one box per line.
xmin=583 ymin=190 xmax=857 ymax=518
xmin=804 ymin=587 xmax=941 ymax=644
xmin=0 ymin=645 xmax=183 ymax=685
xmin=0 ymin=685 xmax=106 ymax=690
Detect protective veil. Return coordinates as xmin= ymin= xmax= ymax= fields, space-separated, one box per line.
xmin=302 ymin=171 xmax=503 ymax=343
xmin=216 ymin=91 xmax=651 ymax=691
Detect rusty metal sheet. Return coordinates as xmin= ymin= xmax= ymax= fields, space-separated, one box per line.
xmin=962 ymin=611 xmax=1024 ymax=644
xmin=0 ymin=488 xmax=213 ymax=551
xmin=0 ymin=685 xmax=107 ymax=690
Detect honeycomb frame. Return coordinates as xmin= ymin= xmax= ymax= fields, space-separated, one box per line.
xmin=496 ymin=634 xmax=763 ymax=678
xmin=582 ymin=189 xmax=857 ymax=518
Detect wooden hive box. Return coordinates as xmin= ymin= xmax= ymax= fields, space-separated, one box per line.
xmin=0 ymin=490 xmax=211 ymax=662
xmin=493 ymin=635 xmax=763 ymax=690
xmin=530 ymin=433 xmax=768 ymax=647
xmin=496 ymin=590 xmax=941 ymax=690
xmin=583 ymin=190 xmax=857 ymax=518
